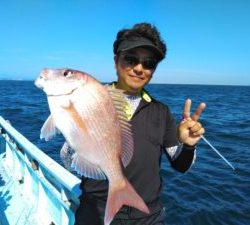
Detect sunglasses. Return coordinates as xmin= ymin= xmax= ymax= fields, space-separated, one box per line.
xmin=120 ymin=54 xmax=157 ymax=70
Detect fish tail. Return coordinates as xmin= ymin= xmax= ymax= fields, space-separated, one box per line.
xmin=104 ymin=178 xmax=150 ymax=225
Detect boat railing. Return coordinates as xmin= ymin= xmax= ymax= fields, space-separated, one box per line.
xmin=0 ymin=116 xmax=81 ymax=225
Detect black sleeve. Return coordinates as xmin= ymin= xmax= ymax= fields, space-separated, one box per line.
xmin=169 ymin=144 xmax=196 ymax=173
xmin=162 ymin=105 xmax=196 ymax=173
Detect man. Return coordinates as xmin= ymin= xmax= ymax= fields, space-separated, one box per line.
xmin=74 ymin=22 xmax=205 ymax=225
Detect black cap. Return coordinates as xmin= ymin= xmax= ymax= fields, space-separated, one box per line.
xmin=117 ymin=37 xmax=164 ymax=60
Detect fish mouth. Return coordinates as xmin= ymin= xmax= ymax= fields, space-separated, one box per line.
xmin=47 ymin=87 xmax=78 ymax=97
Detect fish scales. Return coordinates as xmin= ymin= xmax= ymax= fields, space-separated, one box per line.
xmin=78 ymin=84 xmax=122 ymax=172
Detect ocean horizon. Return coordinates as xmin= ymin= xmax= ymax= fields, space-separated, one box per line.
xmin=0 ymin=77 xmax=250 ymax=87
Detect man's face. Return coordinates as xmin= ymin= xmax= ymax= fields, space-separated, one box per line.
xmin=115 ymin=47 xmax=157 ymax=94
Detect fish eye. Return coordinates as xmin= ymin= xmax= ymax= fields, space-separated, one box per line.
xmin=63 ymin=70 xmax=73 ymax=77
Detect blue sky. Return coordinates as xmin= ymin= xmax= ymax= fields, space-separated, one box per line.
xmin=0 ymin=0 xmax=249 ymax=85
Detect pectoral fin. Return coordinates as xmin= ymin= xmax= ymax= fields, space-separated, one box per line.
xmin=40 ymin=115 xmax=60 ymax=141
xmin=64 ymin=103 xmax=90 ymax=139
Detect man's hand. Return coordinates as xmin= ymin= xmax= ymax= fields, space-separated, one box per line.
xmin=178 ymin=99 xmax=206 ymax=146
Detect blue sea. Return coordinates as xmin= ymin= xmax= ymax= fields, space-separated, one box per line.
xmin=0 ymin=80 xmax=250 ymax=225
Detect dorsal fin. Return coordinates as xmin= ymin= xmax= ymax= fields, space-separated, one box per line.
xmin=106 ymin=86 xmax=134 ymax=168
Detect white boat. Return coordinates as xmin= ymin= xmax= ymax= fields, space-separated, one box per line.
xmin=0 ymin=116 xmax=81 ymax=225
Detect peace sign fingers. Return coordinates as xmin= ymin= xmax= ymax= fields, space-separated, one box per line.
xmin=182 ymin=99 xmax=206 ymax=121
xmin=179 ymin=99 xmax=206 ymax=146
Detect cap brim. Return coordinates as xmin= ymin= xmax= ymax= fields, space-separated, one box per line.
xmin=117 ymin=37 xmax=164 ymax=60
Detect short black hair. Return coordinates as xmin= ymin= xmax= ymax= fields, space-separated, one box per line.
xmin=113 ymin=23 xmax=167 ymax=61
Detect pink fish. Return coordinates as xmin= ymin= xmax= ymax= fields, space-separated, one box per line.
xmin=35 ymin=68 xmax=149 ymax=225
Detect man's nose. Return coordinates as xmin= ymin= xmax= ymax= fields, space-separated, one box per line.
xmin=133 ymin=63 xmax=144 ymax=74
